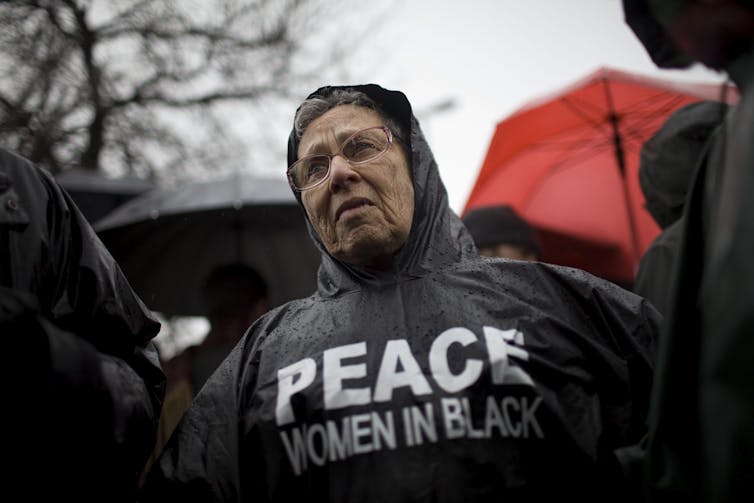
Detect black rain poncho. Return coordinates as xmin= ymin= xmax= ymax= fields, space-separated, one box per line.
xmin=0 ymin=148 xmax=165 ymax=501
xmin=142 ymin=84 xmax=659 ymax=502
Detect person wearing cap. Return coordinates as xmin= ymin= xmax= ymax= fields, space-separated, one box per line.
xmin=461 ymin=205 xmax=542 ymax=261
xmin=634 ymin=100 xmax=728 ymax=315
xmin=141 ymin=84 xmax=660 ymax=502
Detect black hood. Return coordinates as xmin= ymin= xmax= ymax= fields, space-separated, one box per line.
xmin=622 ymin=0 xmax=693 ymax=69
xmin=639 ymin=100 xmax=728 ymax=228
xmin=286 ymin=84 xmax=476 ymax=295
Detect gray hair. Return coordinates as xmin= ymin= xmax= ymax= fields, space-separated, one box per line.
xmin=293 ymin=88 xmax=407 ymax=144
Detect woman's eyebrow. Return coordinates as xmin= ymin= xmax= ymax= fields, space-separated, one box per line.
xmin=301 ymin=128 xmax=361 ymax=155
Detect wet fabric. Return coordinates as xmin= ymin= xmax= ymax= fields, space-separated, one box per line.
xmin=0 ymin=148 xmax=164 ymax=502
xmin=142 ymin=85 xmax=660 ymax=502
xmin=634 ymin=100 xmax=727 ymax=316
xmin=633 ymin=220 xmax=682 ymax=316
xmin=620 ymin=3 xmax=754 ymax=500
xmin=643 ymin=50 xmax=754 ymax=503
xmin=638 ymin=100 xmax=728 ymax=230
xmin=699 ymin=66 xmax=754 ymax=502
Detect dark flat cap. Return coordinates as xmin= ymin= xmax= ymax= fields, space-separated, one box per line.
xmin=462 ymin=205 xmax=541 ymax=257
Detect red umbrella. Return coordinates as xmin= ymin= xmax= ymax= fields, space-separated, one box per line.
xmin=463 ymin=67 xmax=737 ymax=285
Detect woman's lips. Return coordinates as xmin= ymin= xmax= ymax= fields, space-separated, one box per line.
xmin=335 ymin=197 xmax=373 ymax=221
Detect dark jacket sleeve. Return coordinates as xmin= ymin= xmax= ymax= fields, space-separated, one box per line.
xmin=530 ymin=263 xmax=660 ymax=501
xmin=0 ymin=149 xmax=165 ymax=501
xmin=633 ymin=221 xmax=682 ymax=316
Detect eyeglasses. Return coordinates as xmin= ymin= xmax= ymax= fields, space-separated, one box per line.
xmin=287 ymin=126 xmax=393 ymax=191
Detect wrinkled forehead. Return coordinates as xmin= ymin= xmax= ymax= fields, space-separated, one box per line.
xmin=297 ymin=105 xmax=385 ymax=157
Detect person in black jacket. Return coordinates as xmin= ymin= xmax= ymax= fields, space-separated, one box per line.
xmin=622 ymin=1 xmax=754 ymax=501
xmin=0 ymin=148 xmax=165 ymax=502
xmin=142 ymin=84 xmax=660 ymax=502
xmin=633 ymin=100 xmax=728 ymax=315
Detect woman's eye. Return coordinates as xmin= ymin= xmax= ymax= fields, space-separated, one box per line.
xmin=344 ymin=139 xmax=378 ymax=160
xmin=301 ymin=158 xmax=328 ymax=182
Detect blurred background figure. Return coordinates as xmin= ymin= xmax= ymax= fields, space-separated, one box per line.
xmin=461 ymin=205 xmax=542 ymax=260
xmin=146 ymin=263 xmax=269 ymax=473
xmin=634 ymin=100 xmax=729 ymax=315
xmin=169 ymin=263 xmax=269 ymax=393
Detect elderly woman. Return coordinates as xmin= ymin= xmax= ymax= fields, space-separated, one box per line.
xmin=142 ymin=84 xmax=659 ymax=501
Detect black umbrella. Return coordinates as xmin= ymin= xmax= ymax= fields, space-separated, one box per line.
xmin=94 ymin=172 xmax=320 ymax=317
xmin=55 ymin=168 xmax=155 ymax=224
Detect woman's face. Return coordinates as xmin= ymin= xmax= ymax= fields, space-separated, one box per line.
xmin=297 ymin=105 xmax=414 ymax=268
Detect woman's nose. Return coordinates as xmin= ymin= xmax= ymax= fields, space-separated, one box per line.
xmin=328 ymin=155 xmax=360 ymax=191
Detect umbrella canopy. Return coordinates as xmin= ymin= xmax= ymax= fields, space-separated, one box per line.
xmin=95 ymin=172 xmax=320 ymax=317
xmin=463 ymin=67 xmax=737 ymax=285
xmin=55 ymin=168 xmax=155 ymax=224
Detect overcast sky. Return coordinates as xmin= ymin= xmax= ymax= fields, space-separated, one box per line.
xmin=341 ymin=0 xmax=727 ymax=213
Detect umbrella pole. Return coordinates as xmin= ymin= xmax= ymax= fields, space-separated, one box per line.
xmin=233 ymin=170 xmax=246 ymax=263
xmin=603 ymin=78 xmax=643 ymax=273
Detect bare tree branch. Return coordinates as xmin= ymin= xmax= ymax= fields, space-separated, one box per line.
xmin=0 ymin=0 xmax=391 ymax=178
